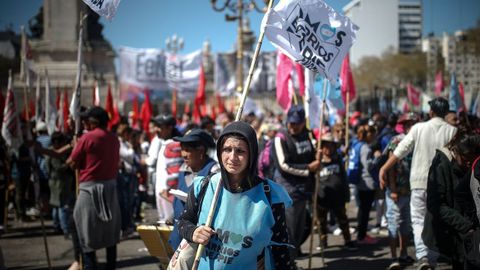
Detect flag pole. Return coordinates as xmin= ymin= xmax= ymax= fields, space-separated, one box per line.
xmin=192 ymin=1 xmax=274 ymax=269
xmin=344 ymin=90 xmax=350 ymax=170
xmin=308 ymin=78 xmax=328 ymax=269
xmin=73 ymin=12 xmax=87 ymax=196
xmin=21 ymin=26 xmax=53 ymax=268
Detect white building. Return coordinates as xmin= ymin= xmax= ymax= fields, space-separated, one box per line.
xmin=443 ymin=31 xmax=480 ymax=102
xmin=343 ymin=0 xmax=422 ymax=65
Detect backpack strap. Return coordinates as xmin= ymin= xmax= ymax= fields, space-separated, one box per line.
xmin=196 ymin=173 xmax=214 ymax=216
xmin=262 ymin=179 xmax=272 ymax=206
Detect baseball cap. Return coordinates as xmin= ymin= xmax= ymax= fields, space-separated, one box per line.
xmin=152 ymin=114 xmax=176 ymax=126
xmin=287 ymin=105 xmax=305 ymax=124
xmin=173 ymin=129 xmax=215 ymax=148
xmin=320 ymin=132 xmax=336 ymax=144
xmin=36 ymin=121 xmax=47 ymax=132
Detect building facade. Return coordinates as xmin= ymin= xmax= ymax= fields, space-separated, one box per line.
xmin=343 ymin=0 xmax=422 ymax=65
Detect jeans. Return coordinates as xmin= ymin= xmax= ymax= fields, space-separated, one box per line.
xmin=411 ymin=189 xmax=438 ymax=264
xmin=52 ymin=206 xmax=71 ymax=234
xmin=117 ymin=173 xmax=134 ymax=230
xmin=317 ymin=205 xmax=351 ymax=242
xmin=83 ymin=245 xmax=117 ymax=270
xmin=385 ymin=191 xmax=411 ymax=238
xmin=356 ymin=189 xmax=376 ymax=240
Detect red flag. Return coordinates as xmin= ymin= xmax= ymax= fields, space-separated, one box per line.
xmin=132 ymin=95 xmax=139 ymax=129
xmin=210 ymin=104 xmax=217 ymax=121
xmin=403 ymin=101 xmax=411 ymax=113
xmin=56 ymin=85 xmax=61 ymax=110
xmin=434 ymin=71 xmax=444 ymax=97
xmin=139 ymin=89 xmax=152 ymax=133
xmin=193 ymin=66 xmax=206 ymax=123
xmin=2 ymin=72 xmax=23 ymax=149
xmin=216 ymin=94 xmax=225 ymax=114
xmin=407 ymin=82 xmax=421 ymax=106
xmin=295 ymin=64 xmax=305 ymax=97
xmin=62 ymin=88 xmax=69 ymax=132
xmin=111 ymin=105 xmax=121 ymax=128
xmin=340 ymin=54 xmax=356 ymax=104
xmin=184 ymin=100 xmax=191 ymax=115
xmin=459 ymin=82 xmax=466 ymax=111
xmin=276 ymin=52 xmax=294 ymax=111
xmin=171 ymin=89 xmax=177 ymax=120
xmin=105 ymin=84 xmax=116 ymax=130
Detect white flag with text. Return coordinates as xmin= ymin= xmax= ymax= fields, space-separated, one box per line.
xmin=263 ymin=0 xmax=358 ymax=81
xmin=82 ymin=0 xmax=121 ymax=20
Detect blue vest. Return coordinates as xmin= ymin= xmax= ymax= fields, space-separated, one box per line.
xmin=347 ymin=139 xmax=365 ymax=185
xmin=169 ymin=159 xmax=216 ymax=249
xmin=193 ymin=173 xmax=291 ymax=270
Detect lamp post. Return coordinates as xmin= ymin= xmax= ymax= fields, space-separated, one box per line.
xmin=165 ymin=34 xmax=184 ymax=117
xmin=165 ymin=34 xmax=184 ymax=54
xmin=210 ymin=0 xmax=269 ymax=93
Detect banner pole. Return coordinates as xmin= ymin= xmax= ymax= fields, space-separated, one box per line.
xmin=344 ymin=90 xmax=350 ymax=170
xmin=308 ymin=78 xmax=328 ymax=269
xmin=192 ymin=1 xmax=274 ymax=269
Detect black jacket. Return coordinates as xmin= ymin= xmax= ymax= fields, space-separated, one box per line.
xmin=423 ymin=149 xmax=479 ymax=261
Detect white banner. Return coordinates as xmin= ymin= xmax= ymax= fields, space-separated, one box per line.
xmin=213 ymin=51 xmax=277 ymax=96
xmin=166 ymin=51 xmax=202 ymax=99
xmin=82 ymin=0 xmax=121 ymax=20
xmin=119 ymin=47 xmax=201 ymax=99
xmin=263 ymin=0 xmax=358 ymax=82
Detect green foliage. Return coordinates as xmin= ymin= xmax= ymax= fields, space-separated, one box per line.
xmin=353 ymin=49 xmax=426 ymax=93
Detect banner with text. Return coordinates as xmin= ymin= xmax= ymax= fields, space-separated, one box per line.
xmin=214 ymin=51 xmax=277 ymax=96
xmin=263 ymin=0 xmax=358 ymax=82
xmin=119 ymin=47 xmax=202 ymax=99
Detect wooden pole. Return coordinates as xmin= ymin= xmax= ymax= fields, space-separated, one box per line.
xmin=308 ymin=79 xmax=328 ymax=269
xmin=344 ymin=91 xmax=350 ymax=170
xmin=192 ymin=1 xmax=274 ymax=269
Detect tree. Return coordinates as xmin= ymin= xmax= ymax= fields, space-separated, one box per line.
xmin=353 ymin=49 xmax=427 ymax=93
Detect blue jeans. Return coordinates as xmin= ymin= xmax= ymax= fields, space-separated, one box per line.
xmin=52 ymin=206 xmax=70 ymax=234
xmin=385 ymin=190 xmax=411 ymax=238
xmin=117 ymin=173 xmax=134 ymax=231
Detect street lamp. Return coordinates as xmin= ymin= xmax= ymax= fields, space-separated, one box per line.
xmin=166 ymin=34 xmax=184 ymax=54
xmin=210 ymin=0 xmax=269 ymax=93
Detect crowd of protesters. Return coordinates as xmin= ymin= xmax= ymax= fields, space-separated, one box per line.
xmin=0 ymin=96 xmax=480 ymax=270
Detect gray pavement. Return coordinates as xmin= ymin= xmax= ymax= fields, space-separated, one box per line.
xmin=1 ymin=202 xmax=452 ymax=270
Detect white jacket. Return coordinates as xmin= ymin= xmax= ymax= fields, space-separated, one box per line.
xmin=393 ymin=117 xmax=456 ymax=190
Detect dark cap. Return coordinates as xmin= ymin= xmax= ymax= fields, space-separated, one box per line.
xmin=428 ymin=97 xmax=449 ymax=117
xmin=81 ymin=106 xmax=109 ymax=125
xmin=287 ymin=105 xmax=305 ymax=124
xmin=152 ymin=114 xmax=176 ymax=126
xmin=173 ymin=128 xmax=215 ymax=148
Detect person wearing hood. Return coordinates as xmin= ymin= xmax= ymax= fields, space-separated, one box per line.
xmin=176 ymin=121 xmax=295 ymax=269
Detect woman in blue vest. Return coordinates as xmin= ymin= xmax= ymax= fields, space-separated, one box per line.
xmin=169 ymin=129 xmax=220 ymax=250
xmin=177 ymin=121 xmax=295 ymax=269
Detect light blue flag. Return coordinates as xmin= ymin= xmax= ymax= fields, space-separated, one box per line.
xmin=315 ymin=75 xmax=345 ymax=126
xmin=449 ymin=73 xmax=461 ymax=112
